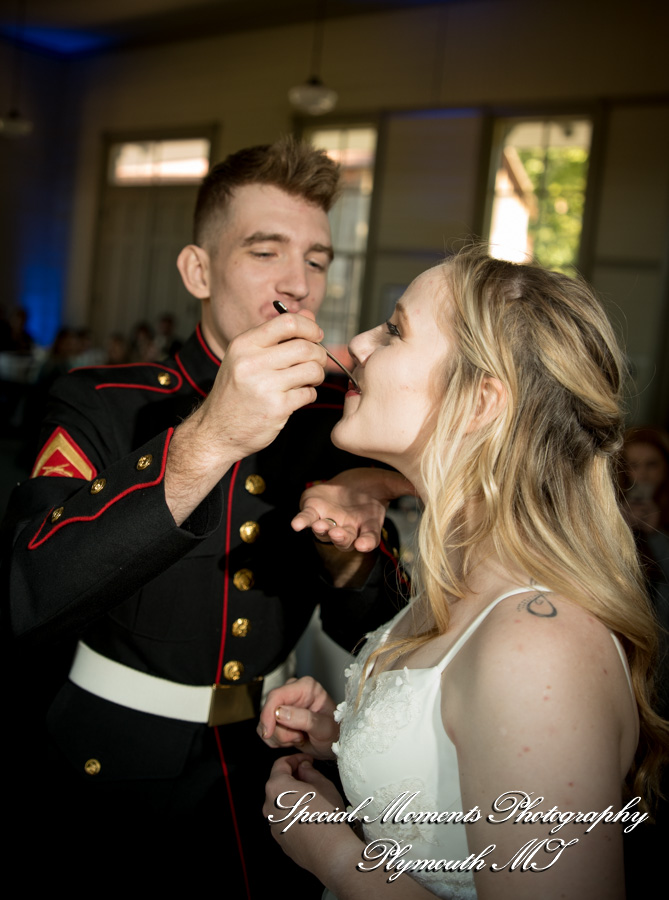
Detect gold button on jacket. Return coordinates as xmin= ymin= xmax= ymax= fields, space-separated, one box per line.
xmin=223 ymin=660 xmax=244 ymax=681
xmin=239 ymin=521 xmax=260 ymax=543
xmin=233 ymin=569 xmax=254 ymax=591
xmin=51 ymin=506 xmax=64 ymax=523
xmin=136 ymin=454 xmax=153 ymax=470
xmin=157 ymin=372 xmax=172 ymax=386
xmin=231 ymin=617 xmax=251 ymax=638
xmin=90 ymin=477 xmax=106 ymax=494
xmin=84 ymin=758 xmax=101 ymax=775
xmin=244 ymin=474 xmax=266 ymax=495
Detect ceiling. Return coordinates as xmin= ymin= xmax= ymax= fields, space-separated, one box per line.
xmin=0 ymin=0 xmax=444 ymax=56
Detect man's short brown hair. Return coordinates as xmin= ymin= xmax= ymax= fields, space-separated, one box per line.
xmin=193 ymin=136 xmax=340 ymax=249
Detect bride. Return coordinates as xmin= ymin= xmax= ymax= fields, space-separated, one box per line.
xmin=259 ymin=247 xmax=668 ymax=899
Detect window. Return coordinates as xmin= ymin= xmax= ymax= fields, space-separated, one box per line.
xmin=486 ymin=118 xmax=592 ymax=273
xmin=305 ymin=126 xmax=377 ymax=351
xmin=108 ymin=139 xmax=211 ymax=185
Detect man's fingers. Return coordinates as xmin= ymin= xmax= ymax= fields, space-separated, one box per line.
xmin=321 ymin=525 xmax=357 ymax=551
xmin=353 ymin=529 xmax=381 ymax=553
xmin=291 ymin=512 xmax=310 ymax=533
xmin=254 ymin=312 xmax=323 ymax=348
xmin=266 ymin=337 xmax=328 ymax=372
xmin=291 ymin=505 xmax=326 ymax=533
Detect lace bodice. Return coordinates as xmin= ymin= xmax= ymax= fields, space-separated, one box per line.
xmin=330 ymin=586 xmax=634 ymax=900
xmin=332 ymin=587 xmax=555 ymax=900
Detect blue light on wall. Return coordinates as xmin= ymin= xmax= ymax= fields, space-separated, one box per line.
xmin=0 ymin=26 xmax=113 ymax=57
xmin=19 ymin=261 xmax=63 ymax=347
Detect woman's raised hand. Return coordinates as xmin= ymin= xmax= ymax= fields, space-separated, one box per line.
xmin=258 ymin=676 xmax=340 ymax=759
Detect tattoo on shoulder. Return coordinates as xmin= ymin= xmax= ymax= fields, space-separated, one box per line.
xmin=517 ymin=592 xmax=557 ymax=618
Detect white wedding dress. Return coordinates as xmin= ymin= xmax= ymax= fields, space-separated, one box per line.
xmin=331 ymin=588 xmax=544 ymax=899
xmin=327 ymin=586 xmax=633 ymax=899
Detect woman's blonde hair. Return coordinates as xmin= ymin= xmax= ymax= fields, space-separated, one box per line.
xmin=379 ymin=246 xmax=668 ymax=805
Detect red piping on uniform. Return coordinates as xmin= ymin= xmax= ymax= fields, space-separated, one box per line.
xmin=68 ymin=361 xmax=183 ymax=394
xmin=322 ymin=379 xmax=347 ymax=394
xmin=211 ymin=461 xmax=250 ymax=897
xmin=379 ymin=538 xmax=410 ymax=587
xmin=28 ymin=429 xmax=174 ymax=550
xmin=94 ymin=365 xmax=182 ymax=393
xmin=175 ymin=353 xmax=207 ymax=398
xmin=95 ymin=382 xmax=181 ymax=394
xmin=196 ymin=323 xmax=222 ymax=367
xmin=213 ymin=726 xmax=252 ymax=900
xmin=70 ymin=361 xmax=177 ymax=374
xmin=215 ymin=460 xmax=241 ymax=683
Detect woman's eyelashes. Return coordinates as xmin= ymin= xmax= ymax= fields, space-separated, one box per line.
xmin=386 ymin=321 xmax=401 ymax=338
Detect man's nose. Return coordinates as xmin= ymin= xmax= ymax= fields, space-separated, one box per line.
xmin=276 ymin=259 xmax=309 ymax=304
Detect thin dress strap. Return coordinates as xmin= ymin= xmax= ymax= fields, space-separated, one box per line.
xmin=610 ymin=632 xmax=635 ymax=701
xmin=436 ymin=585 xmax=545 ymax=673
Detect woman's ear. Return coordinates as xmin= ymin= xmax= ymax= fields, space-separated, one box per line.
xmin=467 ymin=376 xmax=507 ymax=433
xmin=176 ymin=245 xmax=211 ymax=299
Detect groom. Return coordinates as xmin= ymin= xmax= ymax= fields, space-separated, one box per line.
xmin=2 ymin=137 xmax=407 ymax=894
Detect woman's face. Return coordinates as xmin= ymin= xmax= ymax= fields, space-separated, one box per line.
xmin=332 ymin=267 xmax=453 ymax=484
xmin=624 ymin=441 xmax=667 ymax=491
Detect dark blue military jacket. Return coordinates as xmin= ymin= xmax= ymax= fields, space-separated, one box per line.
xmin=2 ymin=325 xmax=406 ymax=787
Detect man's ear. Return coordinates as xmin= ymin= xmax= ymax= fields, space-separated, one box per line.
xmin=177 ymin=245 xmax=211 ymax=299
xmin=467 ymin=376 xmax=507 ymax=433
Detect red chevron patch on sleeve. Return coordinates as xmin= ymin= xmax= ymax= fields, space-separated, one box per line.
xmin=31 ymin=426 xmax=97 ymax=480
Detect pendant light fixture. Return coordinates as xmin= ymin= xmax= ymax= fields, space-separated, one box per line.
xmin=289 ymin=4 xmax=337 ymax=116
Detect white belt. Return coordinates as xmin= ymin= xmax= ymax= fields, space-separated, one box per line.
xmin=69 ymin=641 xmax=294 ymax=726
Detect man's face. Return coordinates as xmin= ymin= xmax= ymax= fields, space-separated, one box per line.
xmin=199 ymin=183 xmax=333 ymax=357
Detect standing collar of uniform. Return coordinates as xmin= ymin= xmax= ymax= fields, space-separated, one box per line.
xmin=173 ymin=324 xmax=221 ymax=397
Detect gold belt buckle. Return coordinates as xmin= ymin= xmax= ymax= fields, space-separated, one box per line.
xmin=208 ymin=678 xmax=263 ymax=727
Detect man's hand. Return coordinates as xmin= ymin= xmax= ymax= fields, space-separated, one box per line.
xmin=292 ymin=468 xmax=415 ymax=553
xmin=165 ymin=312 xmax=327 ymax=525
xmin=258 ymin=676 xmax=339 ymax=759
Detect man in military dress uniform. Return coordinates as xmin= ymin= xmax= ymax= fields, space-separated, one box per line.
xmin=2 ymin=139 xmax=405 ymax=893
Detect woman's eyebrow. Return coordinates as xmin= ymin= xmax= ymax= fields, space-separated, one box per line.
xmin=395 ymin=302 xmax=409 ymax=330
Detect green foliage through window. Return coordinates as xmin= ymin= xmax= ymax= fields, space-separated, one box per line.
xmin=488 ymin=119 xmax=592 ymax=275
xmin=518 ymin=146 xmax=589 ymax=273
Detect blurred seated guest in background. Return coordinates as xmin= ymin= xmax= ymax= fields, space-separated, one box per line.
xmin=105 ymin=331 xmax=130 ymax=365
xmin=0 ymin=306 xmax=34 ymax=355
xmin=155 ymin=313 xmax=183 ymax=359
xmin=17 ymin=328 xmax=80 ymax=463
xmin=129 ymin=319 xmax=158 ymax=362
xmin=36 ymin=328 xmax=80 ymax=387
xmin=621 ymin=426 xmax=669 ymax=556
xmin=621 ymin=425 xmax=669 ymax=716
xmin=72 ymin=328 xmax=105 ymax=368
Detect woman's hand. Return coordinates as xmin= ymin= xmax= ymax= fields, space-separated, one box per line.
xmin=258 ymin=676 xmax=340 ymax=759
xmin=263 ymin=754 xmax=361 ymax=879
xmin=263 ymin=755 xmax=434 ymax=898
